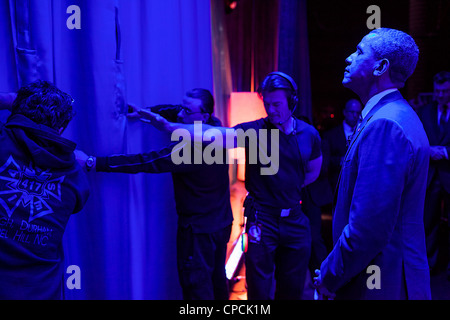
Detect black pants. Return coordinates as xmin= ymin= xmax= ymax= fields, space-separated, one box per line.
xmin=176 ymin=224 xmax=231 ymax=300
xmin=424 ymin=176 xmax=450 ymax=273
xmin=245 ymin=205 xmax=311 ymax=300
xmin=301 ymin=188 xmax=329 ymax=276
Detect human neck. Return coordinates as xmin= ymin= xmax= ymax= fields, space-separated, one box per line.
xmin=276 ymin=116 xmax=295 ymax=134
xmin=356 ymin=82 xmax=397 ymax=105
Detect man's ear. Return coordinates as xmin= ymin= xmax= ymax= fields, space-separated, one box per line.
xmin=202 ymin=113 xmax=211 ymax=122
xmin=373 ymin=58 xmax=390 ymax=77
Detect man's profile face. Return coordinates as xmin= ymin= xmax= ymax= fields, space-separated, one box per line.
xmin=343 ymin=34 xmax=379 ymax=91
xmin=262 ymin=89 xmax=291 ymax=126
xmin=434 ymin=81 xmax=450 ymax=107
xmin=177 ymin=96 xmax=208 ymax=124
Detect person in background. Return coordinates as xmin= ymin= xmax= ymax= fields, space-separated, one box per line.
xmin=417 ymin=71 xmax=450 ymax=279
xmin=322 ymin=98 xmax=362 ymax=194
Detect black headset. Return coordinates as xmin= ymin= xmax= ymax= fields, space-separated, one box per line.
xmin=267 ymin=71 xmax=299 ymax=111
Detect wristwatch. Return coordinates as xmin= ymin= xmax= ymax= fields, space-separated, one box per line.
xmin=85 ymin=156 xmax=95 ymax=171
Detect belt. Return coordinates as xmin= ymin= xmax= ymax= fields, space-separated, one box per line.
xmin=253 ymin=201 xmax=302 ymax=217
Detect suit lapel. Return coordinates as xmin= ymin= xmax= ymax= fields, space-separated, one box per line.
xmin=439 ymin=105 xmax=450 ymax=144
xmin=426 ymin=103 xmax=440 ymax=144
xmin=344 ymin=91 xmax=404 ymax=161
xmin=444 ymin=112 xmax=450 ymax=144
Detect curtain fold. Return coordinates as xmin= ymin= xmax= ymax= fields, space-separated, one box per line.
xmin=1 ymin=0 xmax=214 ymax=299
xmin=278 ymin=0 xmax=312 ymax=121
xmin=210 ymin=0 xmax=233 ymax=126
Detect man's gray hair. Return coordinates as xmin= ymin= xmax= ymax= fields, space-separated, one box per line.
xmin=368 ymin=28 xmax=419 ymax=88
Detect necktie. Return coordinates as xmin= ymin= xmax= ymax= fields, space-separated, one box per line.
xmin=346 ymin=117 xmax=363 ymax=148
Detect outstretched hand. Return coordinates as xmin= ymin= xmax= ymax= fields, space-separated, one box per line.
xmin=126 ymin=103 xmax=141 ymax=119
xmin=138 ymin=109 xmax=173 ymax=132
xmin=313 ymin=269 xmax=336 ymax=300
xmin=74 ymin=149 xmax=88 ymax=167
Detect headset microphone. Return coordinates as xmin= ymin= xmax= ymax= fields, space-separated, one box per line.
xmin=278 ymin=104 xmax=297 ymax=126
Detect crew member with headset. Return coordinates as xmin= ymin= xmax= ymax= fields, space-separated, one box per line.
xmin=237 ymin=72 xmax=322 ymax=299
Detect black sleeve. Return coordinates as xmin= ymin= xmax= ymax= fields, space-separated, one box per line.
xmin=149 ymin=104 xmax=182 ymax=122
xmin=233 ymin=119 xmax=262 ymax=148
xmin=96 ymin=141 xmax=199 ymax=174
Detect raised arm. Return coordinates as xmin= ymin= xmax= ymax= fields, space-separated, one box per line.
xmin=137 ymin=109 xmax=237 ymax=149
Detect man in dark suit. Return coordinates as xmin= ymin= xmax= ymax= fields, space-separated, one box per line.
xmin=417 ymin=71 xmax=450 ymax=277
xmin=323 ymin=99 xmax=362 ymax=194
xmin=314 ymin=28 xmax=431 ymax=299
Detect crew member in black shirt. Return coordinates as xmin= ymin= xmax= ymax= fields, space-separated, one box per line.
xmin=76 ymin=88 xmax=233 ymax=300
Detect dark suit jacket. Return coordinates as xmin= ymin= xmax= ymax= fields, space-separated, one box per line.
xmin=322 ymin=124 xmax=348 ymax=194
xmin=417 ymin=102 xmax=450 ymax=193
xmin=320 ymin=91 xmax=431 ymax=299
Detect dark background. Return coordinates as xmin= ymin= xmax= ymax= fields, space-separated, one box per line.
xmin=224 ymin=0 xmax=450 ymax=131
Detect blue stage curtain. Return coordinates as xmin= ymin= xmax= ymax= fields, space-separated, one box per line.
xmin=1 ymin=0 xmax=214 ymax=299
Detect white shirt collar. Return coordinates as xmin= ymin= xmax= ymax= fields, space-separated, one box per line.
xmin=342 ymin=121 xmax=355 ymax=138
xmin=362 ymin=88 xmax=398 ymax=120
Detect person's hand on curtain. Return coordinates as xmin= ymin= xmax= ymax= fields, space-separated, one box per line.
xmin=126 ymin=103 xmax=142 ymax=119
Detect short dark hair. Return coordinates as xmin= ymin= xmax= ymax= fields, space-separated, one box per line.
xmin=186 ymin=88 xmax=214 ymax=114
xmin=10 ymin=80 xmax=75 ymax=131
xmin=367 ymin=28 xmax=419 ymax=87
xmin=257 ymin=72 xmax=298 ymax=110
xmin=257 ymin=73 xmax=295 ymax=94
xmin=433 ymin=71 xmax=450 ymax=85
